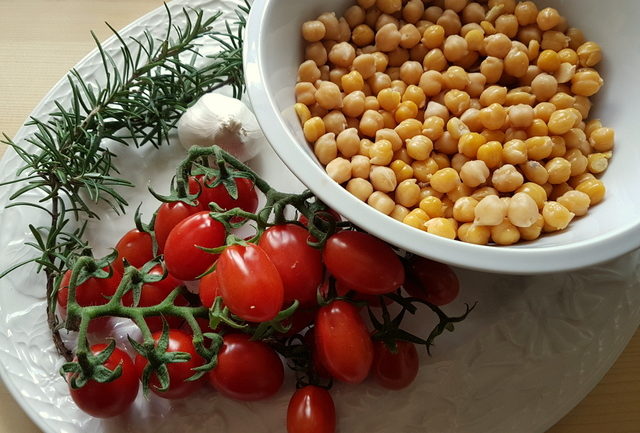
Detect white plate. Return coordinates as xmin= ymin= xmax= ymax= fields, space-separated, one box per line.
xmin=0 ymin=1 xmax=639 ymax=432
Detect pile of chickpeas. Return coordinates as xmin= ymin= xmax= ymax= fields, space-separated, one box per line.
xmin=294 ymin=0 xmax=614 ymax=245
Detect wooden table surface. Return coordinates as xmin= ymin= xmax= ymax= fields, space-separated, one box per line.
xmin=0 ymin=1 xmax=638 ymax=432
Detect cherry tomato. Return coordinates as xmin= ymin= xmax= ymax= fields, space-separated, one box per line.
xmin=155 ymin=201 xmax=202 ymax=253
xmin=404 ymin=256 xmax=460 ymax=306
xmin=164 ymin=211 xmax=226 ymax=281
xmin=122 ymin=284 xmax=188 ymax=332
xmin=217 ymin=243 xmax=284 ymax=322
xmin=371 ymin=340 xmax=419 ymax=390
xmin=287 ymin=386 xmax=336 ymax=433
xmin=314 ymin=300 xmax=373 ymax=384
xmin=113 ymin=229 xmax=154 ymax=274
xmin=198 ymin=270 xmax=221 ymax=309
xmin=323 ymin=231 xmax=404 ymax=295
xmin=208 ymin=334 xmax=283 ymax=401
xmin=145 ymin=264 xmax=183 ymax=293
xmin=190 ymin=175 xmax=259 ymax=215
xmin=258 ymin=224 xmax=323 ymax=307
xmin=68 ymin=344 xmax=139 ymax=418
xmin=134 ymin=329 xmax=204 ymax=399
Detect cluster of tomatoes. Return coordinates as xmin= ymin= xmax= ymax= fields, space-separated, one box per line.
xmin=57 ymin=172 xmax=462 ymax=433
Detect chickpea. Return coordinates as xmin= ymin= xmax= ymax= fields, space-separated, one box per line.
xmin=541 ymin=31 xmax=570 ymax=52
xmin=521 ymin=160 xmax=549 ymax=185
xmin=458 ymin=223 xmax=491 ymax=245
xmin=474 ymin=195 xmax=508 ymax=226
xmin=395 ymin=118 xmax=422 ymax=140
xmin=435 ymin=132 xmax=459 ymax=155
xmin=536 ymin=7 xmax=562 ymax=31
xmin=442 ymin=66 xmax=470 ymax=90
xmin=515 ymin=1 xmax=538 ymax=26
xmin=590 ymin=127 xmax=615 ymax=152
xmin=480 ymin=56 xmax=504 ymax=84
xmin=444 ymin=90 xmax=472 ymax=116
xmin=351 ymin=154 xmax=371 ymax=178
xmin=430 ymin=167 xmax=461 ymax=193
xmin=504 ymin=48 xmax=529 ymax=77
xmin=394 ymin=101 xmax=419 ymax=123
xmin=406 ymin=135 xmax=434 ymax=161
xmin=548 ymin=108 xmax=578 ymax=135
xmin=375 ymin=23 xmax=402 ymax=52
xmin=317 ymin=12 xmax=340 ymax=40
xmin=495 ymin=14 xmax=519 ymax=38
xmin=403 ymin=85 xmax=427 ymax=108
xmin=544 ymin=157 xmax=571 ymax=185
xmin=346 ymin=178 xmax=374 ymax=202
xmin=470 ymin=186 xmax=499 ymax=202
xmin=394 ymin=179 xmax=420 ymax=207
xmin=443 ymin=35 xmax=469 ymax=62
xmin=492 ymin=164 xmax=524 ymax=193
xmin=368 ymin=191 xmax=396 ymax=215
xmin=458 ymin=132 xmax=486 ymax=158
xmin=484 ymin=33 xmax=512 ymax=58
xmin=369 ymin=165 xmax=397 ymax=192
xmin=423 ymin=116 xmax=446 ymax=141
xmin=466 ymin=73 xmax=487 ymax=98
xmin=423 ymin=48 xmax=448 ymax=71
xmin=391 ymin=159 xmax=414 ymax=182
xmin=479 ymin=103 xmax=507 ymax=130
xmin=376 ymin=128 xmax=403 ymax=152
xmin=576 ymin=41 xmax=602 ymax=67
xmin=477 ymin=141 xmax=503 ymax=169
xmin=403 ymin=208 xmax=429 ymax=230
xmin=323 ymin=110 xmax=347 ymax=135
xmin=326 ymin=157 xmax=352 ymax=184
xmin=297 ymin=60 xmax=321 ymax=83
xmin=526 ymin=135 xmax=553 ymax=160
xmin=352 ymin=25 xmax=375 ymax=47
xmin=302 ymin=20 xmax=326 ymax=42
xmin=460 ymin=108 xmax=483 ymax=132
xmin=425 ymin=217 xmax=457 ymax=239
xmin=295 ymin=82 xmax=317 ymax=106
xmin=314 ymin=132 xmax=337 ymax=164
xmin=304 ymin=117 xmax=326 ymax=143
xmin=516 ymin=182 xmax=547 ymax=209
xmin=557 ymin=190 xmax=591 ymax=217
xmin=342 ymin=91 xmax=366 ymax=118
xmin=437 ymin=9 xmax=463 ymax=36
xmin=508 ymin=104 xmax=534 ymax=128
xmin=542 ymin=201 xmax=574 ymax=230
xmin=531 ymin=73 xmax=558 ymax=101
xmin=359 ymin=110 xmax=385 ymax=137
xmin=403 ymin=0 xmax=425 ymax=24
xmin=460 ymin=160 xmax=490 ymax=188
xmin=315 ymin=81 xmax=342 ymax=110
xmin=491 ymin=219 xmax=521 ymax=245
xmin=479 ymin=86 xmax=507 ymax=107
xmin=571 ymin=69 xmax=604 ymax=97
xmin=369 ymin=139 xmax=394 ymax=165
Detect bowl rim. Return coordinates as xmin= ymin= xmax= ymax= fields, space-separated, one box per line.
xmin=243 ymin=0 xmax=640 ymax=275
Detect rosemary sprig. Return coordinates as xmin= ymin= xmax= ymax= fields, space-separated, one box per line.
xmin=0 ymin=4 xmax=249 ymax=358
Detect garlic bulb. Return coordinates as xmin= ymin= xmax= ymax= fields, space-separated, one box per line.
xmin=177 ymin=92 xmax=267 ymax=162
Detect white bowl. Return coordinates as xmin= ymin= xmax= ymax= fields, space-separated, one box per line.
xmin=244 ymin=0 xmax=640 ymax=274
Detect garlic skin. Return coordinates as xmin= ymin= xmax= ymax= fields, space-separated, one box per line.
xmin=177 ymin=92 xmax=267 ymax=162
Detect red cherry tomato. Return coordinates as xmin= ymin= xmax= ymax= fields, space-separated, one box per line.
xmin=122 ymin=284 xmax=188 ymax=332
xmin=371 ymin=340 xmax=419 ymax=390
xmin=134 ymin=330 xmax=204 ymax=399
xmin=113 ymin=229 xmax=154 ymax=274
xmin=323 ymin=231 xmax=404 ymax=295
xmin=68 ymin=344 xmax=139 ymax=418
xmin=164 ymin=211 xmax=226 ymax=281
xmin=277 ymin=307 xmax=317 ymax=337
xmin=190 ymin=175 xmax=259 ymax=215
xmin=314 ymin=300 xmax=373 ymax=384
xmin=258 ymin=224 xmax=323 ymax=307
xmin=198 ymin=270 xmax=221 ymax=309
xmin=208 ymin=334 xmax=284 ymax=401
xmin=287 ymin=386 xmax=336 ymax=433
xmin=155 ymin=201 xmax=202 ymax=253
xmin=404 ymin=257 xmax=460 ymax=306
xmin=145 ymin=264 xmax=183 ymax=293
xmin=217 ymin=243 xmax=284 ymax=322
